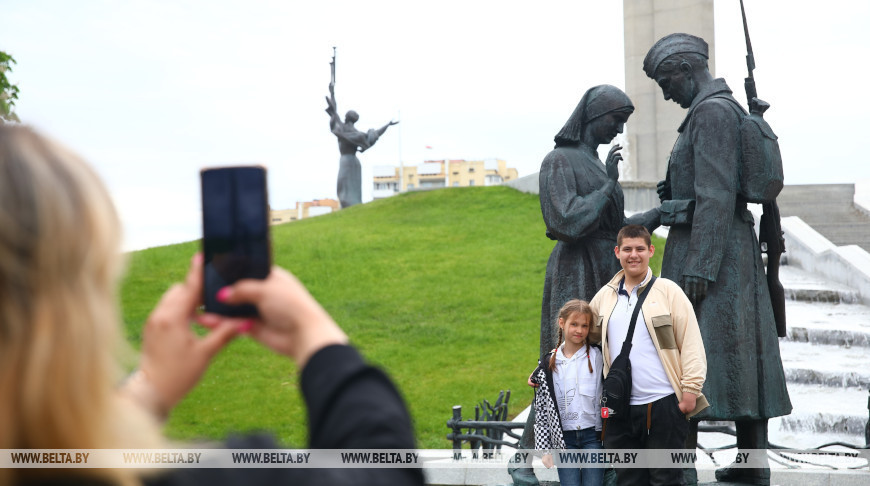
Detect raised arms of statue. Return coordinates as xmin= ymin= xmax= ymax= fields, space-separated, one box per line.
xmin=325 ymin=48 xmax=342 ymax=133
xmin=324 ymin=48 xmax=398 ymax=153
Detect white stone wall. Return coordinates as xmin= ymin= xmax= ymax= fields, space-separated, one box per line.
xmin=782 ymin=216 xmax=870 ymax=306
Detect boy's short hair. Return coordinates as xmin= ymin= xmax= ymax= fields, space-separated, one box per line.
xmin=617 ymin=224 xmax=652 ymax=247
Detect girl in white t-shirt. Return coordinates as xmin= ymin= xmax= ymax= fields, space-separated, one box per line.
xmin=530 ymin=299 xmax=604 ymax=486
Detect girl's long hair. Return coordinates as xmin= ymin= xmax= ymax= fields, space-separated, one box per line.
xmin=549 ymin=300 xmax=597 ymax=373
xmin=0 ymin=125 xmax=163 ymax=486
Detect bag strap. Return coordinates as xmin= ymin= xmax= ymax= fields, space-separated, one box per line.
xmin=618 ymin=276 xmax=657 ymax=357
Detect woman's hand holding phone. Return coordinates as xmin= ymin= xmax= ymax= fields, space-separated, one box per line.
xmin=134 ymin=254 xmax=244 ymax=416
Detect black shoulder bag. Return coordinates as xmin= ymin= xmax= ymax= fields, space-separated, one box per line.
xmin=600 ymin=276 xmax=656 ymax=420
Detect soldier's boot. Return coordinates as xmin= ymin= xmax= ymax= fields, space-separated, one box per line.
xmin=714 ymin=419 xmax=770 ymax=486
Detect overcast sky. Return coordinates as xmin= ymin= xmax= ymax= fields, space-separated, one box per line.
xmin=3 ymin=1 xmax=869 ymax=250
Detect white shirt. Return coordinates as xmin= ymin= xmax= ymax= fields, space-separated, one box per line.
xmin=606 ymin=269 xmax=674 ymax=405
xmin=553 ymin=343 xmax=603 ymax=431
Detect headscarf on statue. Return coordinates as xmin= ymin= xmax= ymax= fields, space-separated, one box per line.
xmin=553 ymin=84 xmax=634 ymax=148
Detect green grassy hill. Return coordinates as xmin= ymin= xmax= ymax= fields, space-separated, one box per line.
xmin=120 ymin=186 xmax=663 ymax=449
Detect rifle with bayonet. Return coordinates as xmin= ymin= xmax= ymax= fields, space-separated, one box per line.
xmin=741 ymin=0 xmax=787 ymax=338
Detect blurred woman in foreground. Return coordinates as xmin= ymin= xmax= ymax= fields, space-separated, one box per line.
xmin=0 ymin=125 xmax=422 ymax=486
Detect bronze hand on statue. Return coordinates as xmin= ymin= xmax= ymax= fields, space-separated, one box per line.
xmin=605 ymin=144 xmax=623 ymax=182
xmin=681 ymin=275 xmax=708 ymax=306
xmin=657 ymin=179 xmax=671 ymax=203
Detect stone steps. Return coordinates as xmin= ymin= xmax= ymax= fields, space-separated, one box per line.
xmin=780 ymin=270 xmax=870 ymax=351
xmin=691 ymin=263 xmax=869 ymax=444
xmin=778 ymin=414 xmax=867 ymax=439
xmin=773 ymin=384 xmax=869 ymax=439
xmin=780 ymin=342 xmax=870 ymax=387
xmin=795 ymin=226 xmax=870 ymax=250
xmin=785 ymin=288 xmax=860 ymax=304
xmin=776 ymin=184 xmax=870 ymax=252
xmin=777 ymin=184 xmax=855 ymax=205
xmin=781 ymin=292 xmax=870 ymax=348
xmin=767 ymin=264 xmax=870 ymax=442
xmin=786 ymin=326 xmax=870 ymax=348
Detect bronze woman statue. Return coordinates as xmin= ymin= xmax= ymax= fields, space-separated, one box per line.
xmin=325 ymin=50 xmax=397 ymax=208
xmin=538 ymin=85 xmax=659 ymax=356
xmin=513 ymin=85 xmax=661 ymax=485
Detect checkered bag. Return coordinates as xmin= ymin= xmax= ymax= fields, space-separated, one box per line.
xmin=532 ymin=354 xmax=565 ymax=451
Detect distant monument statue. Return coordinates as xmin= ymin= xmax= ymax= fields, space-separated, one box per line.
xmin=325 ymin=48 xmax=398 ymax=208
xmin=644 ymin=30 xmax=790 ymax=485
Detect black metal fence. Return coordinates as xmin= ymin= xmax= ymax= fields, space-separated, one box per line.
xmin=447 ymin=390 xmax=870 ymax=470
xmin=446 ymin=390 xmax=526 ymax=455
xmin=697 ymin=419 xmax=870 ymax=471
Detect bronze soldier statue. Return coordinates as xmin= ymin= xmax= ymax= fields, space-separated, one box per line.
xmin=644 ymin=33 xmax=791 ymax=485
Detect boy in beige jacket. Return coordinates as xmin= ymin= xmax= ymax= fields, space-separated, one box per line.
xmin=590 ymin=224 xmax=707 ymax=485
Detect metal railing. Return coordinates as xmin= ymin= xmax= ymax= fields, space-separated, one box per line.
xmin=446 ymin=390 xmax=526 ymax=455
xmin=446 ymin=390 xmax=870 ymax=471
xmin=697 ymin=391 xmax=869 ymax=469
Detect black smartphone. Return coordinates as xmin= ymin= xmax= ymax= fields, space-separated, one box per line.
xmin=200 ymin=166 xmax=271 ymax=316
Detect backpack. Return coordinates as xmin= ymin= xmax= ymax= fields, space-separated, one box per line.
xmin=711 ymin=95 xmax=783 ymax=203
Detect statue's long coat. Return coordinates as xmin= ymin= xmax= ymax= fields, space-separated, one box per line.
xmin=333 ymin=129 xmax=382 ymax=209
xmin=538 ymin=145 xmax=625 ymax=356
xmin=661 ymin=78 xmax=791 ymax=420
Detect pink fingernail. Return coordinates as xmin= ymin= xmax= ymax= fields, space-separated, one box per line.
xmin=239 ymin=320 xmax=253 ymax=334
xmin=192 ymin=253 xmax=204 ymax=265
xmin=216 ymin=287 xmax=231 ymax=303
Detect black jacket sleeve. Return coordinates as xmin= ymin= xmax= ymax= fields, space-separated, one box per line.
xmin=145 ymin=345 xmax=424 ymax=486
xmin=301 ymin=344 xmax=418 ymax=451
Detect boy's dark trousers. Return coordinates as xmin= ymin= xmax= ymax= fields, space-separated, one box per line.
xmin=603 ymin=393 xmax=689 ymax=486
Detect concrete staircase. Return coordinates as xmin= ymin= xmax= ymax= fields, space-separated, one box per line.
xmin=696 ymin=263 xmax=870 ymax=452
xmin=773 ymin=264 xmax=870 ymax=447
xmin=692 ymin=263 xmax=870 ymax=485
xmin=777 ymin=184 xmax=870 ymax=253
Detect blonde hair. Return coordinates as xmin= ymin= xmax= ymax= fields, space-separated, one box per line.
xmin=549 ymin=299 xmax=598 ymax=373
xmin=0 ymin=125 xmax=162 ymax=485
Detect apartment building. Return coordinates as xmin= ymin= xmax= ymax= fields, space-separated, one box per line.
xmin=372 ymin=158 xmax=519 ymax=199
xmin=270 ymin=198 xmax=339 ymax=224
